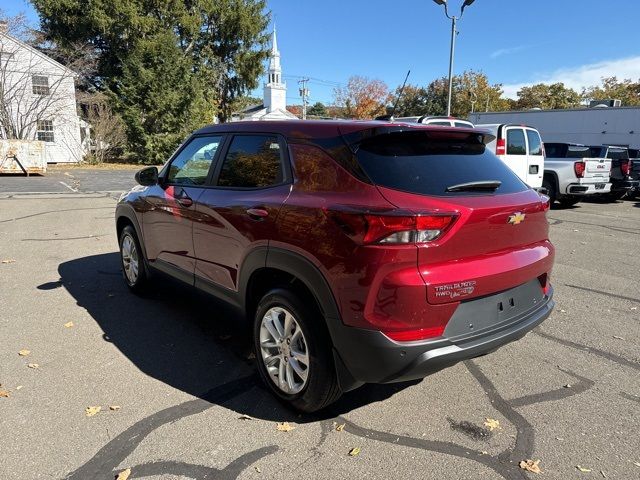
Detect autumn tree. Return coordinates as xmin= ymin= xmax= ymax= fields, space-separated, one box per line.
xmin=390 ymin=84 xmax=430 ymax=117
xmin=583 ymin=76 xmax=640 ymax=106
xmin=333 ymin=76 xmax=389 ymax=119
xmin=516 ymin=82 xmax=582 ymax=110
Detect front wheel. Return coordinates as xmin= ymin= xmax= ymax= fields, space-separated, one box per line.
xmin=119 ymin=225 xmax=148 ymax=293
xmin=254 ymin=289 xmax=342 ymax=412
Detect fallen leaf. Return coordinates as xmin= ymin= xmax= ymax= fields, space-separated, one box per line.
xmin=348 ymin=447 xmax=361 ymax=457
xmin=64 ymin=321 xmax=74 ymax=328
xmin=85 ymin=406 xmax=101 ymax=417
xmin=27 ymin=363 xmax=39 ymax=369
xmin=560 ymin=309 xmax=566 ymax=313
xmin=0 ymin=390 xmax=9 ymax=398
xmin=576 ymin=465 xmax=592 ymax=473
xmin=238 ymin=414 xmax=253 ymax=420
xmin=336 ymin=423 xmax=346 ymax=432
xmin=276 ymin=422 xmax=295 ymax=432
xmin=631 ymin=307 xmax=638 ymax=311
xmin=109 ymin=405 xmax=121 ymax=411
xmin=255 ymin=466 xmax=261 ymax=473
xmin=484 ymin=418 xmax=501 ymax=431
xmin=18 ymin=349 xmax=31 ymax=356
xmin=115 ymin=467 xmax=131 ymax=480
xmin=16 ymin=386 xmax=23 ymax=390
xmin=519 ymin=459 xmax=541 ymax=474
xmin=1 ymin=259 xmax=16 ymax=264
xmin=563 ymin=384 xmax=571 ymax=388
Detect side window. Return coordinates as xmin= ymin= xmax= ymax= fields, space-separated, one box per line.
xmin=427 ymin=121 xmax=452 ymax=126
xmin=167 ymin=136 xmax=222 ymax=186
xmin=506 ymin=129 xmax=526 ymax=155
xmin=217 ymin=135 xmax=284 ymax=188
xmin=526 ymin=130 xmax=543 ymax=155
xmin=454 ymin=122 xmax=472 ymax=128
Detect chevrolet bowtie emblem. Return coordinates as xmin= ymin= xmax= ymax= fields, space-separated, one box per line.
xmin=508 ymin=212 xmax=526 ymax=225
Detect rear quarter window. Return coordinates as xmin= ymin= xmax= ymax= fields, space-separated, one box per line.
xmin=506 ymin=129 xmax=526 ymax=155
xmin=526 ymin=130 xmax=543 ymax=155
xmin=355 ymin=131 xmax=528 ymax=197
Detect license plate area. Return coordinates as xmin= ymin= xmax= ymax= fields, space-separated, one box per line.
xmin=443 ymin=279 xmax=544 ymax=340
xmin=595 ymin=183 xmax=605 ymax=189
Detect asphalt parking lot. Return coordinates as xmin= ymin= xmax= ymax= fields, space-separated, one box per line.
xmin=0 ymin=171 xmax=639 ymax=480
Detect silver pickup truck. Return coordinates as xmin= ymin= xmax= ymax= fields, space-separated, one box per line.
xmin=543 ymin=143 xmax=612 ymax=207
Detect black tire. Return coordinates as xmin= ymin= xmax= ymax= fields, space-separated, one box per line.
xmin=118 ymin=225 xmax=149 ymax=293
xmin=253 ymin=288 xmax=342 ymax=412
xmin=542 ymin=178 xmax=556 ymax=205
xmin=558 ymin=197 xmax=581 ymax=208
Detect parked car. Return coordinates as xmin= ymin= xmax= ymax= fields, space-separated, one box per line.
xmin=476 ymin=124 xmax=544 ymax=190
xmin=116 ymin=120 xmax=555 ymax=412
xmin=588 ymin=145 xmax=640 ymax=200
xmin=627 ymin=148 xmax=640 ymax=199
xmin=542 ymin=143 xmax=612 ymax=207
xmin=394 ymin=115 xmax=475 ymax=128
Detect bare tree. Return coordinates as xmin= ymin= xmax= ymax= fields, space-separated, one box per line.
xmin=81 ymin=92 xmax=126 ymax=163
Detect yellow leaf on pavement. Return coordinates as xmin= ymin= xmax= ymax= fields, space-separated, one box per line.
xmin=115 ymin=467 xmax=131 ymax=480
xmin=1 ymin=259 xmax=16 ymax=264
xmin=27 ymin=363 xmax=39 ymax=369
xmin=576 ymin=466 xmax=592 ymax=473
xmin=348 ymin=447 xmax=361 ymax=457
xmin=85 ymin=406 xmax=101 ymax=417
xmin=0 ymin=390 xmax=9 ymax=398
xmin=336 ymin=423 xmax=346 ymax=432
xmin=519 ymin=459 xmax=541 ymax=474
xmin=64 ymin=321 xmax=74 ymax=328
xmin=484 ymin=418 xmax=501 ymax=431
xmin=18 ymin=349 xmax=30 ymax=356
xmin=276 ymin=422 xmax=295 ymax=432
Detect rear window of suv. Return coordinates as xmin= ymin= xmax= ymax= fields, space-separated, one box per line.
xmin=355 ymin=131 xmax=528 ymax=196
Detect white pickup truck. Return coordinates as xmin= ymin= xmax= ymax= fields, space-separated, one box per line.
xmin=542 ymin=143 xmax=612 ymax=207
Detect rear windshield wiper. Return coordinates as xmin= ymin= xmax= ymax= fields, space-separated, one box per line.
xmin=445 ymin=180 xmax=502 ymax=192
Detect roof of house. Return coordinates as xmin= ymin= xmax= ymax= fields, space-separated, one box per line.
xmin=0 ymin=31 xmax=77 ymax=76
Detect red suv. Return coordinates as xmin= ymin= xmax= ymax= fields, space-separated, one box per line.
xmin=116 ymin=120 xmax=555 ymax=412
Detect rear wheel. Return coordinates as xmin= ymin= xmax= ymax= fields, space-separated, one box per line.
xmin=119 ymin=225 xmax=148 ymax=293
xmin=542 ymin=178 xmax=556 ymax=205
xmin=254 ymin=288 xmax=342 ymax=412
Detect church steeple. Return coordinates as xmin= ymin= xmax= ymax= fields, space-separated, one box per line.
xmin=264 ymin=26 xmax=286 ymax=112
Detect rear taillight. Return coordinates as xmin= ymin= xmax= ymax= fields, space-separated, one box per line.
xmin=496 ymin=138 xmax=506 ymax=155
xmin=621 ymin=160 xmax=630 ymax=176
xmin=327 ymin=210 xmax=457 ymax=245
xmin=574 ymin=161 xmax=586 ymax=178
xmin=383 ymin=326 xmax=446 ymax=342
xmin=538 ymin=273 xmax=551 ymax=296
xmin=540 ymin=194 xmax=551 ymax=212
xmin=364 ymin=214 xmax=456 ymax=244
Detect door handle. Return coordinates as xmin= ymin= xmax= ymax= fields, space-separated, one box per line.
xmin=246 ymin=208 xmax=269 ymax=219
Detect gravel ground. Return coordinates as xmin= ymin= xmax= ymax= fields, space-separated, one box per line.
xmin=0 ymin=174 xmax=638 ymax=480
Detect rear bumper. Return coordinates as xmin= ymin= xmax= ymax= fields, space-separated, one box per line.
xmin=566 ymin=182 xmax=611 ymax=195
xmin=332 ymin=285 xmax=554 ymax=386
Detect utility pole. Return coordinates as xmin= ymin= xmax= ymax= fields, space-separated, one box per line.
xmin=298 ymin=78 xmax=310 ymax=120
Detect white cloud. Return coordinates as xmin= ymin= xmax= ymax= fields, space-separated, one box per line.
xmin=490 ymin=45 xmax=528 ymax=59
xmin=500 ymin=56 xmax=640 ymax=99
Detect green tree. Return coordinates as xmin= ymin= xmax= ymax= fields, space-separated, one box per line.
xmin=307 ymin=102 xmax=328 ymax=118
xmin=516 ymin=83 xmax=582 ymax=110
xmin=583 ymin=77 xmax=640 ymax=106
xmin=390 ymin=84 xmax=430 ymax=117
xmin=31 ymin=0 xmax=270 ymax=161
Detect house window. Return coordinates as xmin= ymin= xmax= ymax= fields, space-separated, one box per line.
xmin=37 ymin=120 xmax=54 ymax=142
xmin=32 ymin=76 xmax=50 ymax=95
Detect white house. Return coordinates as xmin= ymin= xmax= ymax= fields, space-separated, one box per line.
xmin=0 ymin=23 xmax=85 ymax=163
xmin=234 ymin=27 xmax=298 ymax=121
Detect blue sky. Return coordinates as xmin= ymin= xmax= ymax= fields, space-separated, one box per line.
xmin=4 ymin=0 xmax=639 ymax=104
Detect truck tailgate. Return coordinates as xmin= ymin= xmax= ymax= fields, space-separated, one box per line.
xmin=583 ymin=157 xmax=611 ymax=181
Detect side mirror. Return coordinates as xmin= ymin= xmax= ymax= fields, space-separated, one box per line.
xmin=135 ymin=166 xmax=158 ymax=186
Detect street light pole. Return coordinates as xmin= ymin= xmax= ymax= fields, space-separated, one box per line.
xmin=432 ymin=0 xmax=476 ymax=117
xmin=446 ymin=15 xmax=456 ymax=117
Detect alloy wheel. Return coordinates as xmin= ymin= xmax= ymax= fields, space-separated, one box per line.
xmin=259 ymin=306 xmax=309 ymax=394
xmin=121 ymin=234 xmax=139 ymax=284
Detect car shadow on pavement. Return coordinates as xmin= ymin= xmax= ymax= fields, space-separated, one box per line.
xmin=53 ymin=252 xmax=419 ymax=423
